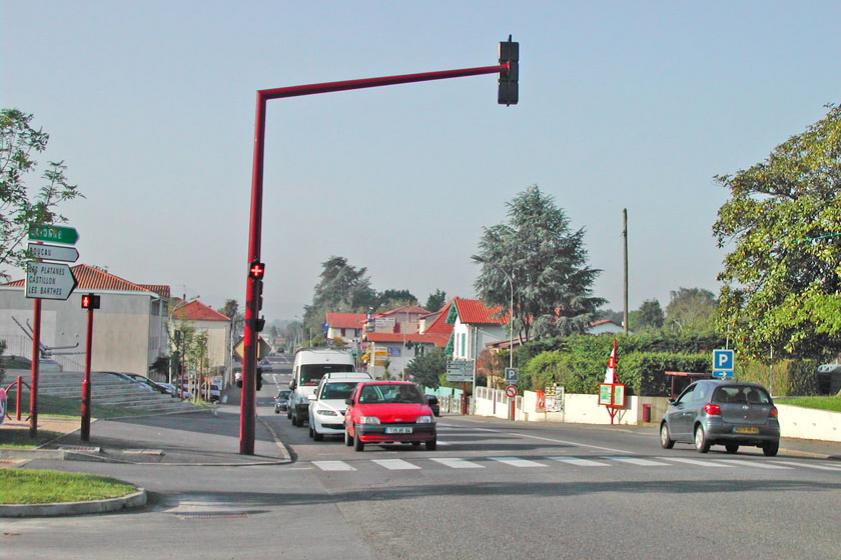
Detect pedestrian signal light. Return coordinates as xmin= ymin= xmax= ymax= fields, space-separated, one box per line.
xmin=81 ymin=293 xmax=100 ymax=310
xmin=249 ymin=261 xmax=265 ymax=280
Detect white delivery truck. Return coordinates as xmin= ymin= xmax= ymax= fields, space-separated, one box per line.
xmin=289 ymin=348 xmax=355 ymax=427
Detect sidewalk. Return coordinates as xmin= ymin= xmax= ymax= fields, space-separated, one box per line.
xmin=2 ymin=407 xmax=289 ymax=466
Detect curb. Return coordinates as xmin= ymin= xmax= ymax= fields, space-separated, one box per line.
xmin=0 ymin=488 xmax=146 ymax=518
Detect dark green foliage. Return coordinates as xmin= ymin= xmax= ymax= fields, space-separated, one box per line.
xmin=621 ymin=353 xmax=710 ymax=397
xmin=405 ymin=348 xmax=448 ymax=389
xmin=664 ymin=288 xmax=717 ymax=334
xmin=787 ymin=360 xmax=820 ymax=396
xmin=424 ymin=289 xmax=447 ymax=313
xmin=376 ymin=289 xmax=417 ymax=310
xmin=630 ymin=299 xmax=665 ymax=331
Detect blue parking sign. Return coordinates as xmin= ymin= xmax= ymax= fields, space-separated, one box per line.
xmin=712 ymin=349 xmax=734 ymax=379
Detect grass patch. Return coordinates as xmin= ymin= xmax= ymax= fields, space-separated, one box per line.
xmin=777 ymin=396 xmax=841 ymax=413
xmin=0 ymin=468 xmax=136 ymax=505
xmin=0 ymin=429 xmax=65 ymax=449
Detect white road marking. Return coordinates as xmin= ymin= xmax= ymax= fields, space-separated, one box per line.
xmin=606 ymin=457 xmax=670 ymax=467
xmin=656 ymin=457 xmax=732 ymax=467
xmin=548 ymin=456 xmax=609 ymax=467
xmin=771 ymin=460 xmax=841 ymax=472
xmin=372 ymin=459 xmax=421 ymax=470
xmin=714 ymin=459 xmax=792 ymax=469
xmin=430 ymin=457 xmax=485 ymax=469
xmin=491 ymin=456 xmax=547 ymax=468
xmin=312 ymin=461 xmax=356 ymax=472
xmin=508 ymin=432 xmax=637 ymax=455
xmin=436 ymin=440 xmax=453 ymax=446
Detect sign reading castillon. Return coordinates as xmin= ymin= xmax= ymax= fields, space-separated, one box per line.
xmin=24 ymin=262 xmax=78 ymax=300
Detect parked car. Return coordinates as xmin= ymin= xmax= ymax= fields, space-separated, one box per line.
xmin=122 ymin=373 xmax=169 ymax=394
xmin=660 ymin=380 xmax=780 ymax=456
xmin=274 ymin=389 xmax=292 ymax=414
xmin=426 ymin=395 xmax=440 ymax=417
xmin=308 ymin=374 xmax=371 ymax=441
xmin=344 ymin=381 xmax=437 ymax=451
xmin=155 ymin=382 xmax=181 ymax=397
xmin=99 ymin=371 xmax=156 ymax=392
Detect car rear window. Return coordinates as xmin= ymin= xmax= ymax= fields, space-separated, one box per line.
xmin=300 ymin=363 xmax=354 ymax=385
xmin=713 ymin=386 xmax=771 ymax=405
xmin=320 ymin=382 xmax=359 ymax=400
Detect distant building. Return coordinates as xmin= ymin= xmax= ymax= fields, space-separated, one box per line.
xmin=447 ymin=298 xmax=508 ymax=362
xmin=0 ymin=264 xmax=169 ymax=375
xmin=171 ymin=300 xmax=231 ymax=381
xmin=325 ymin=312 xmax=366 ymax=341
xmin=586 ymin=319 xmax=628 ymax=335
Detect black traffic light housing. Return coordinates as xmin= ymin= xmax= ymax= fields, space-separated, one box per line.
xmin=498 ymin=35 xmax=519 ymax=106
xmin=81 ymin=293 xmax=100 ymax=310
xmin=249 ymin=261 xmax=265 ymax=280
xmin=256 ymin=367 xmax=263 ymax=391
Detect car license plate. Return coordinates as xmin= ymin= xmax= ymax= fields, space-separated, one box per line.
xmin=385 ymin=427 xmax=412 ymax=434
xmin=734 ymin=426 xmax=759 ymax=434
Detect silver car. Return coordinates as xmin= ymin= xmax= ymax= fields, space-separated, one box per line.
xmin=660 ymin=380 xmax=780 ymax=456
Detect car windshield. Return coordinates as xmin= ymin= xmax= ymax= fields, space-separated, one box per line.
xmin=300 ymin=364 xmax=354 ymax=385
xmin=276 ymin=390 xmax=291 ymax=399
xmin=713 ymin=385 xmax=771 ymax=405
xmin=320 ymin=382 xmax=359 ymax=400
xmin=358 ymin=384 xmax=424 ymax=404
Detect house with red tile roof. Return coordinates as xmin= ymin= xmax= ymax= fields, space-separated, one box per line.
xmin=446 ymin=297 xmax=509 ymax=363
xmin=1 ymin=264 xmax=170 ymax=377
xmin=324 ymin=312 xmax=366 ymax=341
xmin=171 ymin=299 xmax=232 ymax=380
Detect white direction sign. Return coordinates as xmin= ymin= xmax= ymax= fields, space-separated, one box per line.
xmin=25 ymin=262 xmax=78 ymax=300
xmin=27 ymin=242 xmax=79 ymax=263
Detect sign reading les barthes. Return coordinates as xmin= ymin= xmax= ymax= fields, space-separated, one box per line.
xmin=25 ymin=262 xmax=78 ymax=300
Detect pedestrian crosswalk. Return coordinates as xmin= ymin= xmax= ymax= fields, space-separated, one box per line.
xmin=308 ymin=455 xmax=841 ymax=474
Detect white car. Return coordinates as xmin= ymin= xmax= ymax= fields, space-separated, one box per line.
xmin=308 ymin=374 xmax=372 ymax=441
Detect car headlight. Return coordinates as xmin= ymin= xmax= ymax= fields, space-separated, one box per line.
xmin=316 ymin=408 xmax=338 ymax=416
xmin=415 ymin=415 xmax=434 ymax=424
xmin=359 ymin=416 xmax=381 ymax=424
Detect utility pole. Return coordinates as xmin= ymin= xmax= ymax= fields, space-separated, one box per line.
xmin=623 ymin=208 xmax=629 ymax=335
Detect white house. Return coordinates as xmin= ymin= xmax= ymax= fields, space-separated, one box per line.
xmin=447 ymin=298 xmax=508 ymax=362
xmin=0 ymin=264 xmax=169 ymax=375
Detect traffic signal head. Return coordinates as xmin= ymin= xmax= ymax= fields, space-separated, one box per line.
xmin=256 ymin=367 xmax=263 ymax=391
xmin=81 ymin=293 xmax=100 ymax=310
xmin=498 ymin=35 xmax=519 ymax=106
xmin=249 ymin=261 xmax=265 ymax=280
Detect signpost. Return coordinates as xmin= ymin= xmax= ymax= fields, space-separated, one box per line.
xmin=505 ymin=385 xmax=517 ymax=398
xmin=25 ymin=262 xmax=78 ymax=300
xmin=504 ymin=367 xmax=518 ymax=385
xmin=712 ymin=349 xmax=735 ymax=379
xmin=446 ymin=360 xmax=474 ymax=383
xmin=27 ymin=243 xmax=79 ymax=263
xmin=234 ymin=336 xmax=270 ymax=362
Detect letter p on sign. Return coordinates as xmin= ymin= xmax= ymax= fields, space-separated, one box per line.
xmin=713 ymin=349 xmax=734 ymax=371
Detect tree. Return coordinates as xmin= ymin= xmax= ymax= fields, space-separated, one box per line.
xmin=303 ymin=256 xmax=376 ymax=333
xmin=665 ymin=288 xmax=717 ymax=334
xmin=629 ymin=299 xmax=665 ymax=331
xmin=217 ymin=299 xmax=239 ymax=321
xmin=405 ymin=347 xmax=447 ymax=389
xmin=424 ymin=289 xmax=447 ymax=312
xmin=473 ymin=185 xmax=605 ymax=341
xmin=1 ymin=109 xmax=84 ymax=279
xmin=376 ymin=289 xmax=417 ymax=311
xmin=714 ymin=104 xmax=841 ymax=359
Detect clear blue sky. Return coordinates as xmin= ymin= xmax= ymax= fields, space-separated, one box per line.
xmin=3 ymin=1 xmax=840 ymax=320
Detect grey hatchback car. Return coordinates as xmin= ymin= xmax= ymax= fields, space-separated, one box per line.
xmin=660 ymin=380 xmax=780 ymax=456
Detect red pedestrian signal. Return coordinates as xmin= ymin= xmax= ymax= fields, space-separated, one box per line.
xmin=249 ymin=261 xmax=265 ymax=280
xmin=81 ymin=293 xmax=100 ymax=310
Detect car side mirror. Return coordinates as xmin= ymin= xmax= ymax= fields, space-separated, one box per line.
xmin=345 ymin=398 xmax=353 ymax=406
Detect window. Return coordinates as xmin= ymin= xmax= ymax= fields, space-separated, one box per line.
xmin=341 ymin=328 xmax=346 ymax=337
xmin=675 ymin=384 xmax=696 ymax=404
xmin=460 ymin=333 xmax=466 ymax=357
xmin=359 ymin=384 xmax=424 ymax=404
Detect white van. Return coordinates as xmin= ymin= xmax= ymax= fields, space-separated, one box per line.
xmin=289 ymin=348 xmax=355 ymax=426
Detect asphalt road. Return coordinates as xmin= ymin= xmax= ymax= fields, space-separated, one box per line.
xmin=6 ymin=373 xmax=841 ymax=560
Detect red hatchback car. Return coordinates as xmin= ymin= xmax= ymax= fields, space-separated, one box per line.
xmin=344 ymin=381 xmax=437 ymax=451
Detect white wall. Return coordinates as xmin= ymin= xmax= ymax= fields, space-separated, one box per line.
xmin=777 ymin=404 xmax=841 ymax=442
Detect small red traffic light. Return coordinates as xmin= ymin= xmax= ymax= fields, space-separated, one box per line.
xmin=81 ymin=293 xmax=100 ymax=310
xmin=249 ymin=261 xmax=265 ymax=280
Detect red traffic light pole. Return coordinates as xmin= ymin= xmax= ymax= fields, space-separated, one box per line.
xmin=240 ymin=39 xmax=519 ymax=454
xmin=80 ymin=293 xmax=99 ymax=441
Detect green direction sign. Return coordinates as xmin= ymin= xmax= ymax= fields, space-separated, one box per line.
xmin=28 ymin=224 xmax=79 ymax=245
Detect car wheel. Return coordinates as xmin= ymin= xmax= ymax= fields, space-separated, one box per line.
xmin=660 ymin=422 xmax=675 ymax=449
xmin=353 ymin=426 xmax=364 ymax=452
xmin=725 ymin=444 xmax=739 ymax=454
xmin=425 ymin=438 xmax=437 ymax=451
xmin=313 ymin=429 xmax=323 ymax=442
xmin=286 ymin=410 xmax=292 ymax=420
xmin=694 ymin=425 xmax=710 ymax=453
xmin=292 ymin=414 xmax=300 ymax=427
xmin=274 ymin=408 xmax=280 ymax=414
xmin=308 ymin=425 xmax=314 ymax=438
xmin=344 ymin=429 xmax=353 ymax=447
xmin=763 ymin=441 xmax=779 ymax=457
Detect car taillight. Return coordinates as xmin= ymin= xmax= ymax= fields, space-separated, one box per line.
xmin=703 ymin=403 xmax=721 ymax=416
xmin=769 ymin=406 xmax=778 ymax=418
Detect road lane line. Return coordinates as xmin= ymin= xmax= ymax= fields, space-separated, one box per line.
xmin=430 ymin=458 xmax=485 ymax=469
xmin=547 ymin=456 xmax=610 ymax=467
xmin=372 ymin=459 xmax=421 ymax=470
xmin=507 ymin=432 xmax=636 ymax=455
xmin=436 ymin=440 xmax=453 ymax=446
xmin=491 ymin=457 xmax=547 ymax=468
xmin=312 ymin=461 xmax=356 ymax=472
xmin=606 ymin=456 xmax=669 ymax=467
xmin=771 ymin=460 xmax=841 ymax=472
xmin=714 ymin=459 xmax=792 ymax=469
xmin=656 ymin=457 xmax=732 ymax=467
